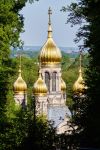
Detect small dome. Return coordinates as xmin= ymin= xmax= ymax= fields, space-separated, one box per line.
xmin=61 ymin=78 xmax=66 ymax=92
xmin=73 ymin=69 xmax=85 ymax=94
xmin=14 ymin=69 xmax=27 ymax=94
xmin=33 ymin=72 xmax=48 ymax=96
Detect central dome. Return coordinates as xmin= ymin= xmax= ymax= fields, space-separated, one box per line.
xmin=39 ymin=38 xmax=62 ymax=66
xmin=39 ymin=7 xmax=62 ymax=67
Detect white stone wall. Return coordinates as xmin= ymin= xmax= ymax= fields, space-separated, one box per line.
xmin=14 ymin=93 xmax=27 ymax=107
xmin=35 ymin=96 xmax=48 ymax=115
xmin=40 ymin=67 xmax=61 ymax=92
xmin=40 ymin=66 xmax=66 ymax=106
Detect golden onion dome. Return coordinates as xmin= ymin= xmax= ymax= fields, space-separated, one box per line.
xmin=33 ymin=71 xmax=48 ymax=96
xmin=73 ymin=52 xmax=86 ymax=95
xmin=13 ymin=68 xmax=27 ymax=94
xmin=39 ymin=7 xmax=62 ymax=67
xmin=61 ymin=78 xmax=66 ymax=92
xmin=73 ymin=68 xmax=85 ymax=94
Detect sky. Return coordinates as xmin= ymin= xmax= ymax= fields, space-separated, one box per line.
xmin=20 ymin=0 xmax=80 ymax=47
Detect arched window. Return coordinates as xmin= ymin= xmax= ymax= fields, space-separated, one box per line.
xmin=45 ymin=72 xmax=50 ymax=92
xmin=63 ymin=93 xmax=66 ymax=99
xmin=52 ymin=72 xmax=57 ymax=91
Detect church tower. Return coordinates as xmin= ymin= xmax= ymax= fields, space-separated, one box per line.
xmin=33 ymin=8 xmax=71 ymax=128
xmin=33 ymin=69 xmax=48 ymax=115
xmin=38 ymin=7 xmax=66 ymax=106
xmin=13 ymin=56 xmax=27 ymax=107
xmin=73 ymin=51 xmax=86 ymax=96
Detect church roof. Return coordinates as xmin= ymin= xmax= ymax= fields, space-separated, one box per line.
xmin=48 ymin=105 xmax=71 ymax=127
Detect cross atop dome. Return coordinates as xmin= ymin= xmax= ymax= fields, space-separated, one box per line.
xmin=79 ymin=50 xmax=82 ymax=71
xmin=19 ymin=55 xmax=21 ymax=68
xmin=48 ymin=7 xmax=52 ymax=25
xmin=48 ymin=7 xmax=52 ymax=38
xmin=18 ymin=55 xmax=22 ymax=75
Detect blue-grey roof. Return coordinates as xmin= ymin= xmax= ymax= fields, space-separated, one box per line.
xmin=47 ymin=105 xmax=71 ymax=127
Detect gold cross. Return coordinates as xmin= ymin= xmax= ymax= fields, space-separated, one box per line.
xmin=19 ymin=55 xmax=21 ymax=67
xmin=48 ymin=7 xmax=52 ymax=24
xmin=79 ymin=50 xmax=82 ymax=69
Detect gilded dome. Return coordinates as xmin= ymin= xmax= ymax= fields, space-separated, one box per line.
xmin=73 ymin=69 xmax=85 ymax=94
xmin=39 ymin=8 xmax=62 ymax=67
xmin=14 ymin=69 xmax=27 ymax=94
xmin=61 ymin=78 xmax=66 ymax=92
xmin=73 ymin=52 xmax=87 ymax=95
xmin=33 ymin=72 xmax=48 ymax=96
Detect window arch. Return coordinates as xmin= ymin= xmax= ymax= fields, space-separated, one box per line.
xmin=63 ymin=93 xmax=66 ymax=99
xmin=52 ymin=72 xmax=57 ymax=91
xmin=45 ymin=72 xmax=50 ymax=92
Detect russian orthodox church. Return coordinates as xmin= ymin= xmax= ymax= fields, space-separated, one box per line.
xmin=13 ymin=8 xmax=86 ymax=134
xmin=33 ymin=7 xmax=71 ymax=129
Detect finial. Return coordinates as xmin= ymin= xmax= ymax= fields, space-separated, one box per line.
xmin=19 ymin=55 xmax=21 ymax=68
xmin=79 ymin=50 xmax=82 ymax=75
xmin=18 ymin=54 xmax=22 ymax=76
xmin=38 ymin=67 xmax=41 ymax=77
xmin=48 ymin=7 xmax=52 ymax=38
xmin=48 ymin=7 xmax=52 ymax=25
xmin=79 ymin=50 xmax=82 ymax=69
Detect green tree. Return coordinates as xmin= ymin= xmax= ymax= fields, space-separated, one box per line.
xmin=0 ymin=1 xmax=38 ymax=149
xmin=0 ymin=0 xmax=38 ymax=103
xmin=62 ymin=0 xmax=100 ymax=148
xmin=17 ymin=115 xmax=57 ymax=150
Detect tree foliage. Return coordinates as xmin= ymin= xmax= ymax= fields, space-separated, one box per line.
xmin=0 ymin=0 xmax=38 ymax=149
xmin=62 ymin=0 xmax=100 ymax=148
